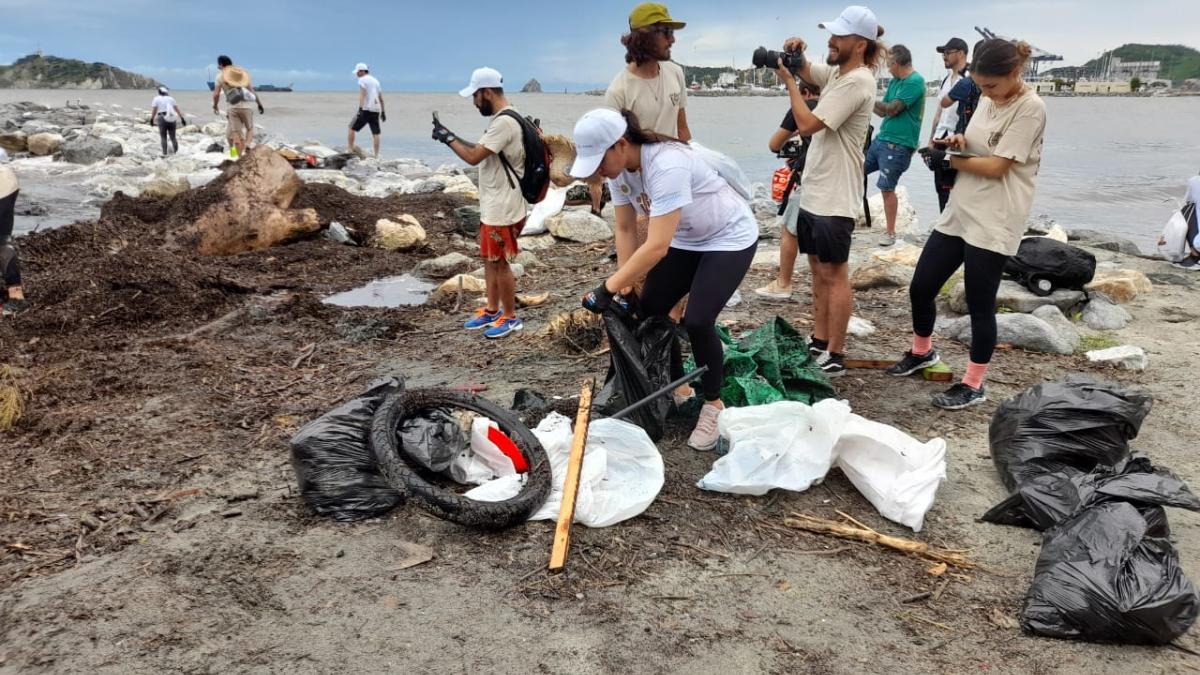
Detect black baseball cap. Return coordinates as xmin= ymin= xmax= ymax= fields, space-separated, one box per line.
xmin=937 ymin=38 xmax=969 ymax=54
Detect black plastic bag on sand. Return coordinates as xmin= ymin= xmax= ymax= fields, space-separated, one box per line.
xmin=290 ymin=378 xmax=405 ymax=521
xmin=1003 ymin=237 xmax=1097 ymax=296
xmin=398 ymin=408 xmax=464 ymax=474
xmin=1023 ymin=501 xmax=1200 ymax=644
xmin=593 ymin=311 xmax=676 ymax=441
xmin=989 ymin=379 xmax=1153 ymax=492
xmin=982 ymin=454 xmax=1200 ymax=530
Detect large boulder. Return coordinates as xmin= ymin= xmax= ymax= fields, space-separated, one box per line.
xmin=0 ymin=130 xmax=27 ymax=153
xmin=1068 ymin=229 xmax=1142 ymax=256
xmin=61 ymin=135 xmax=123 ymax=164
xmin=25 ymin=132 xmax=63 ymax=156
xmin=141 ymin=176 xmax=191 ymax=199
xmin=414 ymin=252 xmax=475 ymax=279
xmin=944 ymin=313 xmax=1074 ymax=355
xmin=1081 ymin=292 xmax=1132 ymax=330
xmin=1085 ymin=269 xmax=1152 ymax=303
xmin=186 ymin=145 xmax=320 ymax=255
xmin=547 ymin=209 xmax=613 ymax=243
xmin=374 ymin=215 xmax=427 ymax=251
xmin=858 ymin=186 xmax=919 ymax=233
xmin=852 ymin=258 xmax=914 ymax=290
xmin=869 ymin=242 xmax=922 ymax=267
xmin=1031 ymin=305 xmax=1081 ymax=352
xmin=949 ymin=279 xmax=1084 ymax=314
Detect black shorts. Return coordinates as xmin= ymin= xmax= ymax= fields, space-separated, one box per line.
xmin=796 ymin=208 xmax=854 ymax=264
xmin=350 ymin=110 xmax=381 ymax=134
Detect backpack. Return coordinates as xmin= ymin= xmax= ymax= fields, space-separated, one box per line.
xmin=1003 ymin=237 xmax=1097 ymax=296
xmin=496 ymin=110 xmax=550 ymax=205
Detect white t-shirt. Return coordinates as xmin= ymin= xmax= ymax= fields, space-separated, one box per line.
xmin=934 ymin=71 xmax=964 ymax=137
xmin=608 ymin=143 xmax=758 ymax=252
xmin=358 ymin=75 xmax=383 ymax=112
xmin=151 ymin=95 xmax=177 ymax=114
xmin=0 ymin=165 xmax=17 ymax=200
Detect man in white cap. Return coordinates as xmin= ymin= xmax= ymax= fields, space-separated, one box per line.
xmin=771 ymin=5 xmax=883 ymax=376
xmin=431 ymin=67 xmax=527 ymax=339
xmin=349 ymin=63 xmax=386 ymax=158
xmin=0 ymin=149 xmax=28 ymax=317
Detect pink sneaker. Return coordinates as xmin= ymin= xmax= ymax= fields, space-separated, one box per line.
xmin=687 ymin=403 xmax=722 ymax=451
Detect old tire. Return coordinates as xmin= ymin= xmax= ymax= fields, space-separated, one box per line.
xmin=370 ymin=388 xmax=552 ymax=529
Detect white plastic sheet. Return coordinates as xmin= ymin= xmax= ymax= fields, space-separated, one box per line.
xmin=466 ymin=413 xmax=664 ymax=527
xmin=1158 ymin=209 xmax=1191 ymax=262
xmin=524 ymin=185 xmax=568 ymax=235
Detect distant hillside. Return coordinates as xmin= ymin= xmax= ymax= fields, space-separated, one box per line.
xmin=1046 ymin=44 xmax=1200 ymax=82
xmin=0 ymin=54 xmax=160 ymax=89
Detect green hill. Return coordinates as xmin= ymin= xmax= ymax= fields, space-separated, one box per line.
xmin=0 ymin=53 xmax=160 ymax=89
xmin=1084 ymin=44 xmax=1200 ymax=82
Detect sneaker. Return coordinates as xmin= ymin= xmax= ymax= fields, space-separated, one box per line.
xmin=808 ymin=335 xmax=829 ymax=358
xmin=687 ymin=403 xmax=722 ymax=451
xmin=817 ymin=351 xmax=846 ymax=377
xmin=878 ymin=232 xmax=896 ymax=247
xmin=886 ymin=349 xmax=941 ymax=377
xmin=1174 ymin=256 xmax=1200 ymax=271
xmin=483 ymin=315 xmax=523 ymax=339
xmin=672 ymin=385 xmax=695 ymax=408
xmin=754 ymin=279 xmax=792 ymax=300
xmin=1 ymin=298 xmax=30 ymax=318
xmin=464 ymin=307 xmax=501 ymax=330
xmin=932 ymin=383 xmax=987 ymax=410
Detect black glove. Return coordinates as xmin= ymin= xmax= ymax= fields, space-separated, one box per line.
xmin=381 ymin=111 xmax=387 ymax=123
xmin=432 ymin=118 xmax=457 ymax=145
xmin=919 ymin=146 xmax=948 ymax=170
xmin=257 ymin=103 xmax=265 ymax=114
xmin=148 ymin=118 xmax=155 ymax=126
xmin=179 ymin=116 xmax=187 ymax=127
xmin=582 ymin=282 xmax=615 ymax=314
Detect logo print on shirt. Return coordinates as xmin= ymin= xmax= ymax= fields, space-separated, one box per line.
xmin=988 ymin=131 xmax=1004 ymax=149
xmin=637 ymin=192 xmax=652 ymax=213
xmin=670 ymin=93 xmax=680 ymax=107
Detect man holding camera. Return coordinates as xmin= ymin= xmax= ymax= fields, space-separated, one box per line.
xmin=866 ymin=44 xmax=924 ymax=247
xmin=928 ymin=38 xmax=969 ymax=211
xmin=773 ymin=5 xmax=882 ymax=376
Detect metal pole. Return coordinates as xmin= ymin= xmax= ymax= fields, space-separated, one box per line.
xmin=609 ymin=366 xmax=709 ymax=422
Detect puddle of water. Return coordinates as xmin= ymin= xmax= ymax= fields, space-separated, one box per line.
xmin=322 ymin=274 xmax=435 ymax=308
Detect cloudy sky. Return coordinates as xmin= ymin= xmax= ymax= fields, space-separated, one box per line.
xmin=1 ymin=0 xmax=1197 ymax=90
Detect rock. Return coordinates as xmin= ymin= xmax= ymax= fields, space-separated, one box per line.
xmin=436 ymin=274 xmax=487 ymax=294
xmin=25 ymin=132 xmax=63 ymax=156
xmin=847 ymin=316 xmax=876 ymax=337
xmin=470 ymin=263 xmax=525 ymax=278
xmin=949 ymin=279 xmax=1084 ymax=315
xmin=858 ymin=186 xmax=920 ymax=234
xmin=1086 ymin=345 xmax=1148 ymax=371
xmin=300 ymin=144 xmax=340 ymax=160
xmin=140 ymin=176 xmax=191 ymax=199
xmin=61 ymin=135 xmax=123 ymax=164
xmin=0 ymin=130 xmax=27 ymax=153
xmin=869 ymin=242 xmax=922 ymax=267
xmin=851 ymin=259 xmax=914 ymax=290
xmin=186 ymin=145 xmax=320 ymax=255
xmin=414 ymin=252 xmax=476 ymax=279
xmin=1031 ymin=305 xmax=1080 ymax=352
xmin=454 ymin=205 xmax=481 ymax=236
xmin=521 ymin=78 xmax=543 ymax=93
xmin=374 ymin=215 xmax=427 ymax=251
xmin=324 ymin=221 xmax=356 ymax=245
xmin=518 ymin=234 xmax=557 ymax=251
xmin=751 ymin=247 xmax=781 ymax=269
xmin=547 ymin=210 xmax=612 ymax=243
xmin=1068 ymin=229 xmax=1142 ymax=255
xmin=296 ymin=169 xmax=359 ymax=190
xmin=513 ymin=251 xmax=541 ymax=268
xmin=1146 ymin=272 xmax=1193 ymax=287
xmin=1085 ymin=269 xmax=1152 ymax=303
xmin=750 ymin=197 xmax=778 ymax=219
xmin=1043 ymin=224 xmax=1069 ymax=243
xmin=950 ymin=313 xmax=1074 ymax=355
xmin=409 ymin=177 xmax=448 ymax=194
xmin=441 ymin=174 xmax=477 ymax=196
xmin=1024 ymin=215 xmax=1057 ymax=236
xmin=1081 ymin=292 xmax=1132 ymax=330
xmin=205 ymin=142 xmax=225 ymax=153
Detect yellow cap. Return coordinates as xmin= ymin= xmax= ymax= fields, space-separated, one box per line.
xmin=628 ymin=3 xmax=685 ymax=30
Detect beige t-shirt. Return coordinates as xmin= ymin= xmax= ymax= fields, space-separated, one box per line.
xmin=604 ymin=61 xmax=687 ymax=136
xmin=0 ymin=166 xmax=17 ymax=200
xmin=798 ymin=63 xmax=875 ymax=219
xmin=215 ymin=68 xmax=255 ymax=111
xmin=935 ymin=89 xmax=1047 ymax=256
xmin=477 ymin=107 xmax=526 ymax=226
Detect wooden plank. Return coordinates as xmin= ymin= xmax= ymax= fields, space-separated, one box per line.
xmin=549 ymin=378 xmax=595 ymax=572
xmin=844 ymin=358 xmax=895 ymax=370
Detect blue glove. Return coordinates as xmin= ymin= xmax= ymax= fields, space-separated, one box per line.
xmin=582 ymin=282 xmax=615 ymax=314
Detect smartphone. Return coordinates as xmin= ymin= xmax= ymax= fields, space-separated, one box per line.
xmin=946 ymin=150 xmax=977 ymax=158
xmin=432 ymin=111 xmax=440 ymax=125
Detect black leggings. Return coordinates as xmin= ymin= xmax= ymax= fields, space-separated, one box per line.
xmin=909 ymin=230 xmax=1009 ymax=364
xmin=1185 ymin=202 xmax=1198 ymax=252
xmin=157 ymin=117 xmax=178 ymax=155
xmin=1 ymin=191 xmax=20 ymax=287
xmin=640 ymin=242 xmax=757 ymax=401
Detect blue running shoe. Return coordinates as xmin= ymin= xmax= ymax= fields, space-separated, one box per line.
xmin=483 ymin=315 xmax=524 ymax=339
xmin=464 ymin=307 xmax=501 ymax=330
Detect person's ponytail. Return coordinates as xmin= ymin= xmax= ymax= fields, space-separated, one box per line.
xmin=619 ymin=109 xmax=683 ymax=145
xmin=863 ymin=25 xmax=888 ymax=71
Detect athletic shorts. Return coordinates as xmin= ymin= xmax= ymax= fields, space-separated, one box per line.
xmin=227 ymin=108 xmax=254 ymax=142
xmin=351 ymin=110 xmax=381 ymax=135
xmin=864 ymin=139 xmax=915 ymax=192
xmin=796 ymin=208 xmax=854 ymax=264
xmin=479 ymin=219 xmax=525 ymax=262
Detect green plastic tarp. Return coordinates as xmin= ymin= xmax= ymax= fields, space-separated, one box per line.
xmin=709 ymin=316 xmax=836 ymax=407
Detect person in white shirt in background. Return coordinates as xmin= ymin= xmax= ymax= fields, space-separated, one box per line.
xmin=148 ymin=86 xmax=186 ymax=157
xmin=349 ymin=63 xmax=386 ymax=159
xmin=1174 ymin=175 xmax=1200 ymax=270
xmin=929 ymin=37 xmax=969 ymax=211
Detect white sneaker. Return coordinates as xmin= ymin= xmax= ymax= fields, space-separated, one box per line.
xmin=688 ymin=403 xmax=723 ymax=451
xmin=878 ymin=233 xmax=896 ymax=247
xmin=754 ymin=279 xmax=792 ymax=300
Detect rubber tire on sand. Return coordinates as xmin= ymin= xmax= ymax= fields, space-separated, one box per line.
xmin=370 ymin=388 xmax=552 ymax=529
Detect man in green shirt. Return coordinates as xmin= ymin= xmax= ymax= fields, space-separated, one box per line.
xmin=866 ymin=44 xmax=925 ymax=246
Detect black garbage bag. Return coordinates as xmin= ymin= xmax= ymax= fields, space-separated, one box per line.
xmin=593 ymin=311 xmax=676 ymax=441
xmin=1004 ymin=237 xmax=1097 ymax=296
xmin=1022 ymin=501 xmax=1200 ymax=644
xmin=982 ymin=454 xmax=1200 ymax=530
xmin=290 ymin=378 xmax=405 ymax=521
xmin=989 ymin=379 xmax=1153 ymax=492
xmin=398 ymin=408 xmax=464 ymax=474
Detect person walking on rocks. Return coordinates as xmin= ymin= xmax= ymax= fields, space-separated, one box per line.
xmin=432 ymin=67 xmax=526 ymax=339
xmin=212 ymin=55 xmax=264 ymax=157
xmin=887 ymin=40 xmax=1046 ymax=409
xmin=148 ymin=86 xmax=186 ymax=157
xmin=572 ymin=108 xmax=758 ymax=450
xmin=928 ymin=38 xmax=969 ymax=211
xmin=348 ymin=63 xmax=386 ymax=159
xmin=1174 ymin=175 xmax=1200 ymax=270
xmin=0 ymin=150 xmax=28 ymax=317
xmin=866 ymin=44 xmax=924 ymax=247
xmin=772 ymin=5 xmax=884 ymax=376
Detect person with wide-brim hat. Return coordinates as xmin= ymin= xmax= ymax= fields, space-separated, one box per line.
xmin=211 ymin=54 xmax=265 ymax=157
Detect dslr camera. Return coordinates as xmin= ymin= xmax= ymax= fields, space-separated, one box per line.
xmin=777 ymin=138 xmax=803 ymax=160
xmin=752 ymin=46 xmax=805 ymax=74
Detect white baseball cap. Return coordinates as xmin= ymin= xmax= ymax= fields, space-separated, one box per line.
xmin=569 ymin=108 xmax=627 ymax=178
xmin=819 ymin=5 xmax=878 ymax=40
xmin=459 ymin=67 xmax=504 ymax=97
xmin=353 ymin=62 xmax=369 ymax=74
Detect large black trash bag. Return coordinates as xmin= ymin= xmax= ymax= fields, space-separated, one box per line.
xmin=290 ymin=378 xmax=405 ymax=521
xmin=989 ymin=378 xmax=1153 ymax=492
xmin=398 ymin=408 xmax=464 ymax=474
xmin=1022 ymin=501 xmax=1200 ymax=644
xmin=593 ymin=310 xmax=677 ymax=441
xmin=1003 ymin=237 xmax=1097 ymax=296
xmin=982 ymin=454 xmax=1200 ymax=530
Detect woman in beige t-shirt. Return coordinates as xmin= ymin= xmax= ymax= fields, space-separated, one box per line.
xmin=885 ymin=40 xmax=1047 ymax=410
